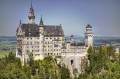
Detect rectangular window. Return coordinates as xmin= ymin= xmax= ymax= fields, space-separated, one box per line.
xmin=38 ymin=42 xmax=39 ymax=44
xmin=27 ymin=41 xmax=29 ymax=44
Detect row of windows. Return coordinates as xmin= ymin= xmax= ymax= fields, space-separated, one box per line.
xmin=26 ymin=50 xmax=39 ymax=52
xmin=44 ymin=49 xmax=61 ymax=52
xmin=30 ymin=53 xmax=61 ymax=56
xmin=44 ymin=41 xmax=52 ymax=44
xmin=86 ymin=29 xmax=92 ymax=31
xmin=45 ymin=37 xmax=62 ymax=40
xmin=62 ymin=49 xmax=85 ymax=52
xmin=26 ymin=49 xmax=61 ymax=53
xmin=26 ymin=39 xmax=63 ymax=44
xmin=46 ymin=37 xmax=52 ymax=39
xmin=34 ymin=54 xmax=40 ymax=56
xmin=26 ymin=37 xmax=62 ymax=40
xmin=26 ymin=41 xmax=40 ymax=44
xmin=27 ymin=46 xmax=39 ymax=48
xmin=27 ymin=37 xmax=39 ymax=40
xmin=44 ymin=41 xmax=62 ymax=44
xmin=45 ymin=53 xmax=60 ymax=56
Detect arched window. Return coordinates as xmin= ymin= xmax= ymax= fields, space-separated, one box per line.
xmin=71 ymin=60 xmax=73 ymax=65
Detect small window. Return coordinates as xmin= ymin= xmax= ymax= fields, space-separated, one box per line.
xmin=54 ymin=44 xmax=58 ymax=47
xmin=71 ymin=60 xmax=73 ymax=65
xmin=38 ymin=42 xmax=39 ymax=44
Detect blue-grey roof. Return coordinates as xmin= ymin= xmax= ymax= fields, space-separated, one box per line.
xmin=86 ymin=24 xmax=92 ymax=28
xmin=17 ymin=24 xmax=64 ymax=37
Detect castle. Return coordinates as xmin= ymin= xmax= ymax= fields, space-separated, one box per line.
xmin=16 ymin=3 xmax=93 ymax=76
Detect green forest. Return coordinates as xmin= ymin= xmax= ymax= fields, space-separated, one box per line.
xmin=79 ymin=46 xmax=120 ymax=79
xmin=0 ymin=52 xmax=71 ymax=79
xmin=0 ymin=46 xmax=120 ymax=79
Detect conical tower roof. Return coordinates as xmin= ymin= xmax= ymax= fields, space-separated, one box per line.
xmin=39 ymin=15 xmax=44 ymax=25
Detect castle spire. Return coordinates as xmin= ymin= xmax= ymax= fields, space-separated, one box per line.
xmin=19 ymin=20 xmax=21 ymax=27
xmin=28 ymin=1 xmax=35 ymax=24
xmin=30 ymin=1 xmax=33 ymax=12
xmin=39 ymin=15 xmax=44 ymax=25
xmin=20 ymin=20 xmax=21 ymax=24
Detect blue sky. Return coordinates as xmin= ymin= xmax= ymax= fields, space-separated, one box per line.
xmin=0 ymin=0 xmax=120 ymax=37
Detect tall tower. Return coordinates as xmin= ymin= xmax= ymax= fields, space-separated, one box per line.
xmin=39 ymin=15 xmax=44 ymax=59
xmin=85 ymin=24 xmax=93 ymax=47
xmin=28 ymin=2 xmax=35 ymax=24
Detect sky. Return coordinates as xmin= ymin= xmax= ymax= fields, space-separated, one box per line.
xmin=0 ymin=0 xmax=120 ymax=37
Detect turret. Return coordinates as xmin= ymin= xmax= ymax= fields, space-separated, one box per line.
xmin=28 ymin=2 xmax=35 ymax=24
xmin=39 ymin=15 xmax=44 ymax=25
xmin=84 ymin=24 xmax=93 ymax=47
xmin=39 ymin=15 xmax=44 ymax=35
xmin=19 ymin=20 xmax=21 ymax=26
xmin=70 ymin=35 xmax=74 ymax=43
xmin=38 ymin=15 xmax=44 ymax=60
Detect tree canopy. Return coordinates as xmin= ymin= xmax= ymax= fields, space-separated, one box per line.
xmin=0 ymin=46 xmax=120 ymax=79
xmin=78 ymin=46 xmax=120 ymax=79
xmin=0 ymin=52 xmax=71 ymax=79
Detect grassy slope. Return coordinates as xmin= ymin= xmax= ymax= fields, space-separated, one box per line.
xmin=0 ymin=44 xmax=16 ymax=48
xmin=0 ymin=43 xmax=16 ymax=58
